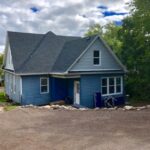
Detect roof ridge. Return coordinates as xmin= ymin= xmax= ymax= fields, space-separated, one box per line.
xmin=57 ymin=34 xmax=81 ymax=39
xmin=7 ymin=31 xmax=44 ymax=36
xmin=15 ymin=32 xmax=51 ymax=72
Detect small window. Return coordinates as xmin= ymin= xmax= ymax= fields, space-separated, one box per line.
xmin=40 ymin=77 xmax=49 ymax=94
xmin=93 ymin=50 xmax=100 ymax=65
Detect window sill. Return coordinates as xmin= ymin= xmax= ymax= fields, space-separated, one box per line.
xmin=102 ymin=93 xmax=122 ymax=96
xmin=93 ymin=64 xmax=101 ymax=66
xmin=40 ymin=92 xmax=49 ymax=94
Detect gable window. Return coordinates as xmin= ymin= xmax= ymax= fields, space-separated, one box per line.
xmin=93 ymin=50 xmax=101 ymax=65
xmin=101 ymin=77 xmax=122 ymax=96
xmin=40 ymin=77 xmax=49 ymax=94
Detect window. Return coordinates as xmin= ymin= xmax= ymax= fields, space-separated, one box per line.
xmin=116 ymin=77 xmax=121 ymax=93
xmin=102 ymin=78 xmax=107 ymax=95
xmin=101 ymin=77 xmax=122 ymax=95
xmin=40 ymin=77 xmax=49 ymax=94
xmin=109 ymin=78 xmax=115 ymax=94
xmin=93 ymin=50 xmax=101 ymax=65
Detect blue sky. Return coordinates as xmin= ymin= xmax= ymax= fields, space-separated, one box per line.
xmin=0 ymin=0 xmax=131 ymax=53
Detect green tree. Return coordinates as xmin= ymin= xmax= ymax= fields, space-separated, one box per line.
xmin=85 ymin=24 xmax=103 ymax=37
xmin=120 ymin=0 xmax=150 ymax=101
xmin=103 ymin=23 xmax=122 ymax=56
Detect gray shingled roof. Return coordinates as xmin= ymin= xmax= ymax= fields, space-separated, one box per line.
xmin=7 ymin=31 xmax=96 ymax=74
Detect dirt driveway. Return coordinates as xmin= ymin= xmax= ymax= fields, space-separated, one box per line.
xmin=0 ymin=108 xmax=150 ymax=150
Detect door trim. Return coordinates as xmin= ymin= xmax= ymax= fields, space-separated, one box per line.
xmin=74 ymin=81 xmax=80 ymax=104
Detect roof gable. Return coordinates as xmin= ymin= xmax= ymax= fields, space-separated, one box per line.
xmin=70 ymin=37 xmax=126 ymax=72
xmin=8 ymin=31 xmax=43 ymax=72
xmin=5 ymin=44 xmax=14 ymax=71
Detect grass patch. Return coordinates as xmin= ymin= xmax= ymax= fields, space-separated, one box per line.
xmin=4 ymin=105 xmax=18 ymax=111
xmin=0 ymin=92 xmax=19 ymax=111
xmin=0 ymin=92 xmax=7 ymax=103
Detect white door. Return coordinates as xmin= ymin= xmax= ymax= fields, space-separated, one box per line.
xmin=74 ymin=81 xmax=80 ymax=104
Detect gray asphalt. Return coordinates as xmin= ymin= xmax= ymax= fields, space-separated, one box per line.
xmin=0 ymin=108 xmax=150 ymax=150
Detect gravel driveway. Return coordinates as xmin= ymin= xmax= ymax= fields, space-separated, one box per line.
xmin=0 ymin=108 xmax=150 ymax=150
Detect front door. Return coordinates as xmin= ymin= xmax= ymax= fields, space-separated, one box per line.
xmin=74 ymin=81 xmax=80 ymax=104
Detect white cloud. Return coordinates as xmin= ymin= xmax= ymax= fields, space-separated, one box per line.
xmin=0 ymin=0 xmax=131 ymax=53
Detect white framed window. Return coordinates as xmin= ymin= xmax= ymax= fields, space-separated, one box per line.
xmin=101 ymin=77 xmax=123 ymax=96
xmin=40 ymin=77 xmax=49 ymax=94
xmin=93 ymin=50 xmax=101 ymax=65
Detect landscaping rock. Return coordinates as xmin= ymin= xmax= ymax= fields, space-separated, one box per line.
xmin=94 ymin=107 xmax=100 ymax=110
xmin=146 ymin=105 xmax=150 ymax=109
xmin=136 ymin=106 xmax=146 ymax=111
xmin=124 ymin=106 xmax=135 ymax=110
xmin=79 ymin=108 xmax=88 ymax=111
xmin=20 ymin=104 xmax=150 ymax=111
xmin=42 ymin=105 xmax=51 ymax=109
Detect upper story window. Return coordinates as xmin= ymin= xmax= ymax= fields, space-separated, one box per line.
xmin=101 ymin=77 xmax=122 ymax=96
xmin=40 ymin=77 xmax=49 ymax=94
xmin=93 ymin=50 xmax=101 ymax=65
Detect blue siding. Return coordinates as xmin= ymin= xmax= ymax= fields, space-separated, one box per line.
xmin=5 ymin=72 xmax=125 ymax=107
xmin=67 ymin=79 xmax=74 ymax=99
xmin=4 ymin=72 xmax=21 ymax=103
xmin=80 ymin=74 xmax=125 ymax=108
xmin=51 ymin=78 xmax=79 ymax=103
xmin=22 ymin=75 xmax=50 ymax=105
xmin=71 ymin=38 xmax=123 ymax=71
xmin=80 ymin=75 xmax=100 ymax=108
xmin=51 ymin=78 xmax=67 ymax=100
xmin=21 ymin=76 xmax=79 ymax=105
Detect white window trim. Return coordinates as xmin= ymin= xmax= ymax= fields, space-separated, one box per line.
xmin=101 ymin=76 xmax=123 ymax=96
xmin=40 ymin=77 xmax=49 ymax=94
xmin=93 ymin=50 xmax=101 ymax=66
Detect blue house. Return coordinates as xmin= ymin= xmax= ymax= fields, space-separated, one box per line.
xmin=3 ymin=31 xmax=127 ymax=108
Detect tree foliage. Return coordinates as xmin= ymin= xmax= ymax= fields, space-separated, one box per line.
xmin=103 ymin=23 xmax=122 ymax=56
xmin=85 ymin=24 xmax=103 ymax=37
xmin=119 ymin=0 xmax=150 ymax=101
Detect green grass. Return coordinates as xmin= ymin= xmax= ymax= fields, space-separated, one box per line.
xmin=4 ymin=105 xmax=18 ymax=111
xmin=0 ymin=92 xmax=19 ymax=111
xmin=0 ymin=92 xmax=7 ymax=103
